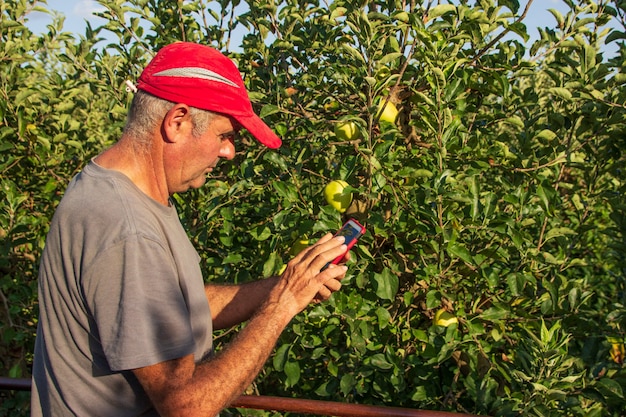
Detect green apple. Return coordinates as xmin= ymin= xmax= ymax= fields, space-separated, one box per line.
xmin=324 ymin=180 xmax=353 ymax=213
xmin=377 ymin=99 xmax=398 ymax=124
xmin=434 ymin=308 xmax=458 ymax=327
xmin=290 ymin=239 xmax=309 ymax=256
xmin=324 ymin=100 xmax=340 ymax=112
xmin=334 ymin=121 xmax=360 ymax=140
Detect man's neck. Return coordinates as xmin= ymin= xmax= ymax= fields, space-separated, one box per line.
xmin=94 ymin=135 xmax=171 ymax=206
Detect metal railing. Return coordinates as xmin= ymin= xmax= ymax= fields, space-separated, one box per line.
xmin=1 ymin=377 xmax=480 ymax=417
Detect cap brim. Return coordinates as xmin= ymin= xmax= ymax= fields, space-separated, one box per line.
xmin=234 ymin=114 xmax=282 ymax=149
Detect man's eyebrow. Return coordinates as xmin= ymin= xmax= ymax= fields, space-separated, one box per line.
xmin=219 ymin=130 xmax=239 ymax=140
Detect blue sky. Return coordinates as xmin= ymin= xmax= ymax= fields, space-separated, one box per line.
xmin=28 ymin=0 xmax=109 ymax=36
xmin=27 ymin=0 xmax=619 ymax=56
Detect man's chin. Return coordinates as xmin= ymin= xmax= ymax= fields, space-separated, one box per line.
xmin=177 ymin=177 xmax=208 ymax=193
xmin=191 ymin=177 xmax=208 ymax=189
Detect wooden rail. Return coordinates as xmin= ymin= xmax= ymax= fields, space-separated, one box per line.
xmin=1 ymin=377 xmax=480 ymax=417
xmin=0 ymin=377 xmax=31 ymax=391
xmin=231 ymin=395 xmax=476 ymax=416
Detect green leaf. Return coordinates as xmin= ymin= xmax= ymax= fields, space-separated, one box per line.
xmin=429 ymin=4 xmax=456 ymax=19
xmin=315 ymin=381 xmax=334 ymax=397
xmin=373 ymin=268 xmax=399 ymax=301
xmin=250 ymin=224 xmax=272 ymax=241
xmin=340 ymin=373 xmax=355 ymax=395
xmin=398 ymin=167 xmax=433 ymax=178
xmin=534 ymin=129 xmax=557 ymax=142
xmin=411 ymin=386 xmax=429 ymax=401
xmin=14 ymin=89 xmax=37 ymax=106
xmin=606 ymin=30 xmax=626 ymax=43
xmin=272 ymin=181 xmax=298 ymax=203
xmin=379 ymin=52 xmax=403 ymax=65
xmin=375 ymin=306 xmax=392 ymax=329
xmin=330 ymin=7 xmax=347 ymax=21
xmin=262 ymin=252 xmax=278 ymax=277
xmin=412 ymin=90 xmax=435 ymax=106
xmin=447 ymin=243 xmax=473 ymax=264
xmin=504 ymin=115 xmax=524 ymax=129
xmin=482 ymin=304 xmax=510 ymax=321
xmin=426 ymin=290 xmax=442 ymax=309
xmin=341 ymin=44 xmax=365 ymax=63
xmin=8 ymin=363 xmax=22 ymax=378
xmin=595 ymin=378 xmax=624 ymax=400
xmin=327 ymin=358 xmax=339 ymax=377
xmin=547 ymin=8 xmax=565 ymax=28
xmin=259 ymin=104 xmax=281 ymax=118
xmin=431 ymin=67 xmax=446 ymax=88
xmin=221 ymin=253 xmax=242 ymax=264
xmin=284 ymin=361 xmax=301 ymax=387
xmin=543 ymin=227 xmax=575 ymax=243
xmin=536 ymin=184 xmax=553 ymax=213
xmin=548 ymin=87 xmax=573 ymax=100
xmin=369 ymin=353 xmax=394 ymax=370
xmin=273 ymin=344 xmax=290 ymax=372
xmin=264 ymin=152 xmax=289 ymax=172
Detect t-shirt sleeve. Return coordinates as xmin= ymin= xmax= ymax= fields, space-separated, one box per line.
xmin=83 ymin=234 xmax=196 ymax=371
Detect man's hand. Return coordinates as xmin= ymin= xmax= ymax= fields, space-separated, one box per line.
xmin=284 ymin=235 xmax=352 ymax=303
xmin=311 ymin=264 xmax=343 ymax=303
xmin=312 ymin=250 xmax=351 ymax=303
xmin=270 ymin=233 xmax=348 ymax=317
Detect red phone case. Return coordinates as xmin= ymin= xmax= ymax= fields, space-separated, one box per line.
xmin=330 ymin=219 xmax=366 ymax=265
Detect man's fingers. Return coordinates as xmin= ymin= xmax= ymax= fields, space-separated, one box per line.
xmin=339 ymin=251 xmax=351 ymax=264
xmin=323 ymin=275 xmax=343 ymax=292
xmin=290 ymin=233 xmax=333 ymax=263
xmin=313 ymin=278 xmax=343 ymax=302
xmin=279 ymin=233 xmax=349 ymax=309
xmin=295 ymin=234 xmax=347 ymax=271
xmin=312 ymin=273 xmax=344 ymax=303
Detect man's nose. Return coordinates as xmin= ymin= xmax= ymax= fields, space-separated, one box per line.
xmin=220 ymin=137 xmax=236 ymax=160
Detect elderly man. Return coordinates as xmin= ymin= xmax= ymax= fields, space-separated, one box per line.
xmin=31 ymin=42 xmax=348 ymax=417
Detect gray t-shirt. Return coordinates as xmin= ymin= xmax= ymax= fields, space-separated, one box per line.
xmin=31 ymin=161 xmax=213 ymax=416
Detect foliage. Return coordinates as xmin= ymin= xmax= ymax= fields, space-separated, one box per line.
xmin=2 ymin=0 xmax=626 ymax=416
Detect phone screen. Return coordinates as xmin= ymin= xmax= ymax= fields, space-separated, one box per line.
xmin=329 ymin=219 xmax=365 ymax=265
xmin=336 ymin=220 xmax=364 ymax=246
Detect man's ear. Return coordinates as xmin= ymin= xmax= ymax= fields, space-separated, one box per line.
xmin=162 ymin=103 xmax=192 ymax=143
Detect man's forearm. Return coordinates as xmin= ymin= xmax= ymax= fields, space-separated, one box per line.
xmin=197 ymin=298 xmax=292 ymax=410
xmin=205 ymin=276 xmax=279 ymax=329
xmin=135 ymin=296 xmax=294 ymax=417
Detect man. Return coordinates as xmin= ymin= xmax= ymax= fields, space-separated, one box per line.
xmin=31 ymin=42 xmax=349 ymax=417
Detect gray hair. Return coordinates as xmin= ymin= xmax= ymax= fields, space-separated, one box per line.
xmin=123 ymin=90 xmax=216 ymax=143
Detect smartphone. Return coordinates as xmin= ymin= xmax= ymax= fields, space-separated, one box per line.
xmin=329 ymin=218 xmax=366 ymax=265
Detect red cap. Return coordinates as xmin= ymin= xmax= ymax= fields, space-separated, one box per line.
xmin=136 ymin=42 xmax=282 ymax=149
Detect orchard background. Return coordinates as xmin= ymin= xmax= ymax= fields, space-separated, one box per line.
xmin=1 ymin=0 xmax=626 ymax=415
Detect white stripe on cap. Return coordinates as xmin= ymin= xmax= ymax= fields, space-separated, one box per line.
xmin=153 ymin=67 xmax=240 ymax=88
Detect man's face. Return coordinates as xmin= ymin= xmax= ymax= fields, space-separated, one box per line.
xmin=166 ymin=112 xmax=237 ymax=193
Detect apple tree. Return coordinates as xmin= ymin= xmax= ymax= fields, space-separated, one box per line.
xmin=2 ymin=0 xmax=626 ymax=416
